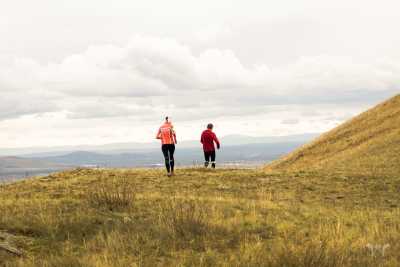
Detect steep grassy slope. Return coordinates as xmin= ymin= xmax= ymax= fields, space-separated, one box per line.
xmin=266 ymin=94 xmax=400 ymax=176
xmin=1 ymin=168 xmax=400 ymax=266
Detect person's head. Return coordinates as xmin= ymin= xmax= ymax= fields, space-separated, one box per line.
xmin=207 ymin=123 xmax=213 ymax=130
xmin=165 ymin=116 xmax=171 ymax=124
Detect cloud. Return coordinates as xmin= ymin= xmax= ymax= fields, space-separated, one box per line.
xmin=0 ymin=35 xmax=399 ymax=122
xmin=281 ymin=119 xmax=300 ymax=125
xmin=0 ymin=91 xmax=58 ymax=120
xmin=1 ymin=1 xmax=400 ymax=148
xmin=64 ymin=97 xmax=157 ymax=119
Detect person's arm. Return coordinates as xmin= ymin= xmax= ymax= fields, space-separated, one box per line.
xmin=171 ymin=128 xmax=177 ymax=144
xmin=156 ymin=128 xmax=161 ymax=139
xmin=200 ymin=132 xmax=204 ymax=144
xmin=213 ymin=133 xmax=220 ymax=149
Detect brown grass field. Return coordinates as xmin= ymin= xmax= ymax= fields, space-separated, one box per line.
xmin=1 ymin=94 xmax=399 ymax=266
xmin=266 ymin=94 xmax=400 ymax=177
xmin=0 ymin=167 xmax=399 ymax=266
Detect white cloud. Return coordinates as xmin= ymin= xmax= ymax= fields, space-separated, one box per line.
xmin=281 ymin=119 xmax=300 ymax=125
xmin=0 ymin=35 xmax=399 ymax=124
xmin=0 ymin=91 xmax=58 ymax=120
xmin=5 ymin=30 xmax=385 ymax=147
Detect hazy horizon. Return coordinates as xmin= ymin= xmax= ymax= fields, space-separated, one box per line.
xmin=0 ymin=132 xmax=318 ymax=157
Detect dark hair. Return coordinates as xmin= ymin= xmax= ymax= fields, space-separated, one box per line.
xmin=165 ymin=116 xmax=169 ymax=122
xmin=207 ymin=123 xmax=213 ymax=129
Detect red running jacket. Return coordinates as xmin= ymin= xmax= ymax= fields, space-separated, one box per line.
xmin=201 ymin=129 xmax=220 ymax=152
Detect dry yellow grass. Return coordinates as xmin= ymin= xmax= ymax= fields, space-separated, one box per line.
xmin=1 ymin=168 xmax=400 ymax=266
xmin=1 ymin=94 xmax=400 ymax=266
xmin=266 ymin=94 xmax=400 ymax=177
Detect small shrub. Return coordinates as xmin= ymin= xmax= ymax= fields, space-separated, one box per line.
xmin=159 ymin=199 xmax=210 ymax=240
xmin=87 ymin=176 xmax=136 ymax=211
xmin=269 ymin=239 xmax=352 ymax=267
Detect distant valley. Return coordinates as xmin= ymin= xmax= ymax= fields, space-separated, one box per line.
xmin=0 ymin=156 xmax=72 ymax=181
xmin=0 ymin=134 xmax=317 ymax=181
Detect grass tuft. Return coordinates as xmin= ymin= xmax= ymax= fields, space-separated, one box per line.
xmin=87 ymin=175 xmax=136 ymax=211
xmin=159 ymin=198 xmax=209 ymax=240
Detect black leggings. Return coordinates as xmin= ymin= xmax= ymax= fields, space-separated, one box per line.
xmin=162 ymin=144 xmax=175 ymax=173
xmin=204 ymin=150 xmax=216 ymax=168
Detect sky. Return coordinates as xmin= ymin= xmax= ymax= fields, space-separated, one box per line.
xmin=1 ymin=0 xmax=399 ymax=148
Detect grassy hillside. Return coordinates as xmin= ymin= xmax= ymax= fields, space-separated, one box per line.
xmin=266 ymin=94 xmax=400 ymax=176
xmin=1 ymin=95 xmax=399 ymax=266
xmin=1 ymin=168 xmax=400 ymax=266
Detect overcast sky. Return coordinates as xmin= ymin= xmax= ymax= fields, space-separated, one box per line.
xmin=1 ymin=0 xmax=399 ymax=148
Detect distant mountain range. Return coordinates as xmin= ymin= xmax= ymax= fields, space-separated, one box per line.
xmin=36 ymin=142 xmax=304 ymax=167
xmin=0 ymin=133 xmax=318 ymax=157
xmin=0 ymin=133 xmax=318 ymax=181
xmin=0 ymin=156 xmax=71 ymax=181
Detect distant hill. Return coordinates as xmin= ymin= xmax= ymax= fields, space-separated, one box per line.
xmin=266 ymin=94 xmax=400 ymax=177
xmin=219 ymin=133 xmax=318 ymax=146
xmin=37 ymin=142 xmax=304 ymax=168
xmin=0 ymin=157 xmax=72 ymax=181
xmin=0 ymin=156 xmax=63 ymax=169
xmin=1 ymin=137 xmax=313 ymax=181
xmin=38 ymin=151 xmax=152 ymax=167
xmin=0 ymin=133 xmax=317 ymax=157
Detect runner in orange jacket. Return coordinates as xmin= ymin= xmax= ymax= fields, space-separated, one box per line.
xmin=156 ymin=117 xmax=177 ymax=176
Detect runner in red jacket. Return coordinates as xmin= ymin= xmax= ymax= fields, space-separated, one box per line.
xmin=200 ymin=123 xmax=220 ymax=168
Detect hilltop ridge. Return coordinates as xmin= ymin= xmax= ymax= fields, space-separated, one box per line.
xmin=266 ymin=94 xmax=400 ymax=176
